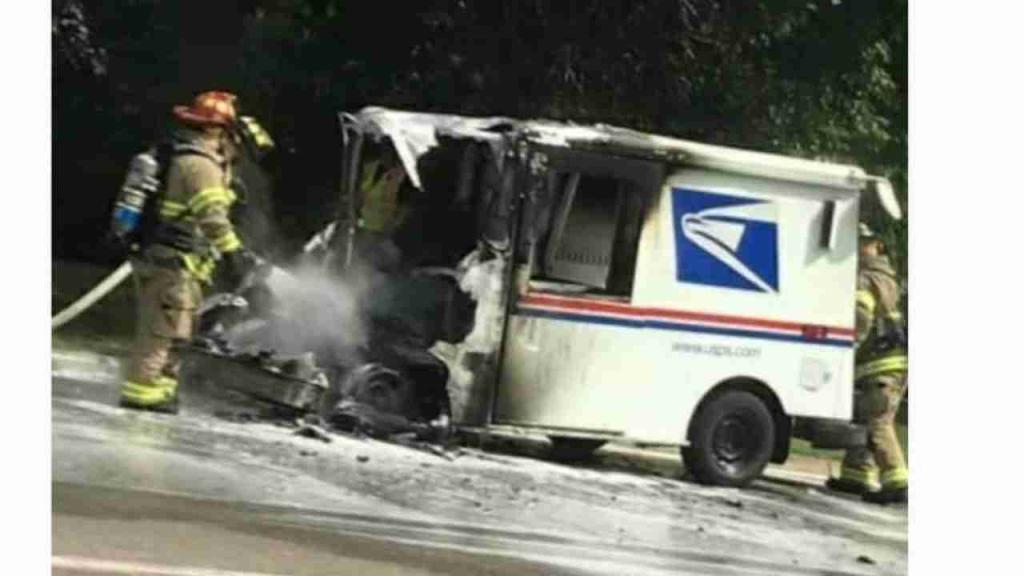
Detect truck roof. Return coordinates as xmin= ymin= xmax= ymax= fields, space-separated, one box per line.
xmin=346 ymin=107 xmax=870 ymax=191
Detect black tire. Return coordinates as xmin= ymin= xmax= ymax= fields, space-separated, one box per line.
xmin=681 ymin=390 xmax=775 ymax=487
xmin=548 ymin=437 xmax=606 ymax=462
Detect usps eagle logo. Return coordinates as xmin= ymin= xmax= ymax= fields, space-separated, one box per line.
xmin=671 ymin=188 xmax=779 ymax=293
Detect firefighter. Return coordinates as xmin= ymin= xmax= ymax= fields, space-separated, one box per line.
xmin=119 ymin=91 xmax=259 ymax=413
xmin=351 ymin=145 xmax=408 ymax=272
xmin=359 ymin=145 xmax=408 ymax=235
xmin=827 ymin=223 xmax=909 ymax=504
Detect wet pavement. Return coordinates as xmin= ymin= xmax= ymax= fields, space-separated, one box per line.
xmin=52 ymin=350 xmax=908 ymax=575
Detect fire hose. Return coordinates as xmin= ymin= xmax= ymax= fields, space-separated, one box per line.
xmin=52 ymin=255 xmax=284 ymax=332
xmin=51 ymin=261 xmax=133 ymax=330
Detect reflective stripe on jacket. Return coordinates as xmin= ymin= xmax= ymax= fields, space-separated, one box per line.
xmin=855 ymin=355 xmax=909 ymax=380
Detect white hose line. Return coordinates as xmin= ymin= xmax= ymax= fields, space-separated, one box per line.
xmin=52 ymin=260 xmax=134 ymax=330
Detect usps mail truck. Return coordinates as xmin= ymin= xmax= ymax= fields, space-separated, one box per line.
xmin=338 ymin=109 xmax=902 ymax=487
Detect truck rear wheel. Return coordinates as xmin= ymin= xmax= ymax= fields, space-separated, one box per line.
xmin=682 ymin=390 xmax=775 ymax=487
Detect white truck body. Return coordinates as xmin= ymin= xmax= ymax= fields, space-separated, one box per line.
xmin=497 ymin=167 xmax=860 ymax=445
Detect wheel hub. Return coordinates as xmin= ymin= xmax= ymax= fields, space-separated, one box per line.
xmin=712 ymin=415 xmax=753 ymax=464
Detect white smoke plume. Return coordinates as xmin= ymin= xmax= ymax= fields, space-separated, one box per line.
xmin=224 ymin=261 xmax=372 ymax=367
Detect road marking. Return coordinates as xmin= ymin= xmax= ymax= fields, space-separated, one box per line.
xmin=52 ymin=556 xmax=291 ymax=576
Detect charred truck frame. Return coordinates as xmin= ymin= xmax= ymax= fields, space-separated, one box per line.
xmin=212 ymin=107 xmax=901 ymax=487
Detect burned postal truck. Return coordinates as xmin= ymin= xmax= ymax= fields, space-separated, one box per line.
xmin=194 ymin=107 xmax=902 ymax=487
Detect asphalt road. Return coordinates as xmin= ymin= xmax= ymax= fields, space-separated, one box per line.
xmin=52 ymin=351 xmax=908 ymax=575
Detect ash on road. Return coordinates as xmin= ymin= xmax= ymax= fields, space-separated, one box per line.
xmin=52 ymin=350 xmax=907 ymax=576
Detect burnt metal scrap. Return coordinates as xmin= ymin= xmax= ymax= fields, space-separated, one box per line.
xmin=183 ymin=332 xmax=453 ymax=442
xmin=182 ymin=343 xmax=328 ymax=413
xmin=182 ymin=109 xmax=534 ymax=442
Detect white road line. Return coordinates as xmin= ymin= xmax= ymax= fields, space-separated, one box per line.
xmin=52 ymin=556 xmax=291 ymax=576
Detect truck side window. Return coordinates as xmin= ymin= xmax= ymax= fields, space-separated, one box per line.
xmin=532 ymin=173 xmax=645 ymax=298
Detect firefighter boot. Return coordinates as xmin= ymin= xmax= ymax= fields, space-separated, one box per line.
xmin=119 ymin=376 xmax=179 ymax=414
xmin=863 ymin=486 xmax=907 ymax=505
xmin=826 ymin=477 xmax=874 ymax=496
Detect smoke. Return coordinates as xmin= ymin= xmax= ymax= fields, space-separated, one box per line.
xmin=224 ymin=262 xmax=372 ymax=367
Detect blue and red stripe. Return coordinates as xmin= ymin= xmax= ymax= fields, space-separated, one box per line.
xmin=516 ymin=294 xmax=855 ymax=348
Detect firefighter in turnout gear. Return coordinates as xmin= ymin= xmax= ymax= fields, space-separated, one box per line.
xmin=120 ymin=91 xmax=260 ymax=413
xmin=827 ymin=224 xmax=909 ymax=504
xmin=359 ymin=145 xmax=408 ymax=235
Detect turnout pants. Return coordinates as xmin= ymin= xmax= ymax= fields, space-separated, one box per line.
xmin=121 ymin=261 xmax=202 ymax=406
xmin=840 ymin=372 xmax=909 ymax=490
